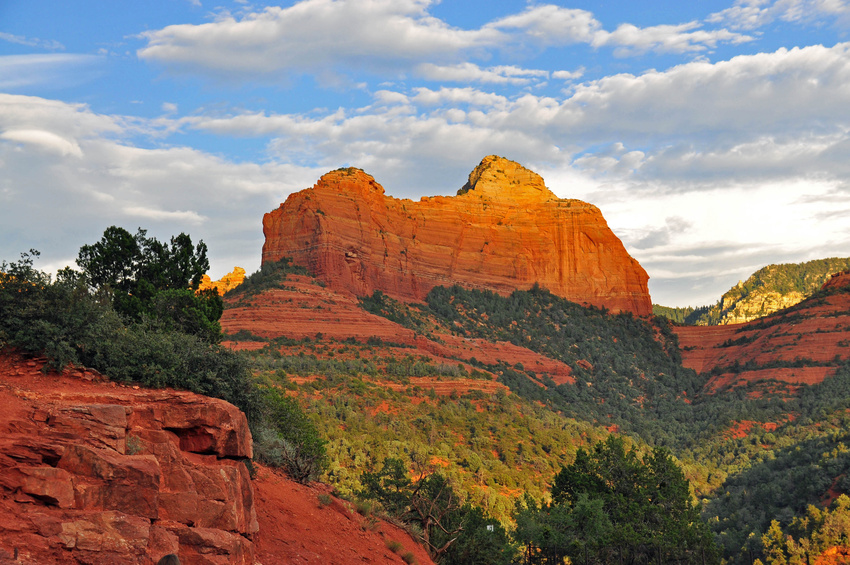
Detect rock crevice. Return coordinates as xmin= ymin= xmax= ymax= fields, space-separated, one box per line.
xmin=0 ymin=355 xmax=257 ymax=565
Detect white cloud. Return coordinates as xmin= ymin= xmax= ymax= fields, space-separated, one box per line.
xmin=0 ymin=31 xmax=64 ymax=50
xmin=0 ymin=54 xmax=102 ymax=90
xmin=709 ymin=0 xmax=850 ymax=30
xmin=592 ymin=22 xmax=754 ymax=56
xmin=416 ymin=62 xmax=548 ymax=85
xmin=123 ymin=206 xmax=206 ymax=223
xmin=485 ymin=5 xmax=601 ymax=45
xmin=138 ymin=0 xmax=501 ymax=77
xmin=136 ymin=1 xmax=750 ymax=83
xmin=1 ymin=129 xmax=83 ymax=158
xmin=0 ymin=94 xmax=322 ymax=278
xmin=552 ymin=68 xmax=584 ymax=81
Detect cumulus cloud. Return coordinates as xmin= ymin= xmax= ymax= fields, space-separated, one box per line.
xmin=0 ymin=94 xmax=323 ymax=278
xmin=485 ymin=5 xmax=601 ymax=45
xmin=592 ymin=22 xmax=754 ymax=56
xmin=184 ymin=43 xmax=850 ymax=191
xmin=416 ymin=62 xmax=549 ymax=85
xmin=138 ymin=0 xmax=501 ymax=77
xmin=1 ymin=129 xmax=83 ymax=158
xmin=136 ymin=0 xmax=749 ymax=82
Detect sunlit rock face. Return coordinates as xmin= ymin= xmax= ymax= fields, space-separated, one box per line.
xmin=198 ymin=267 xmax=246 ymax=295
xmin=0 ymin=353 xmax=257 ymax=565
xmin=262 ymin=155 xmax=651 ymax=316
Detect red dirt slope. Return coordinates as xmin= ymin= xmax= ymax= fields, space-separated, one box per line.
xmin=221 ymin=274 xmax=574 ymax=387
xmin=253 ymin=465 xmax=435 ymax=565
xmin=676 ymin=274 xmax=850 ymax=394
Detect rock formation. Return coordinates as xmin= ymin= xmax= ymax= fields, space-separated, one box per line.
xmin=262 ymin=156 xmax=651 ymax=316
xmin=198 ymin=267 xmax=246 ymax=296
xmin=0 ymin=352 xmax=257 ymax=565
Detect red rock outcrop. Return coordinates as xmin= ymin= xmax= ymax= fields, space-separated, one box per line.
xmin=198 ymin=267 xmax=246 ymax=296
xmin=0 ymin=352 xmax=257 ymax=565
xmin=262 ymin=156 xmax=651 ymax=316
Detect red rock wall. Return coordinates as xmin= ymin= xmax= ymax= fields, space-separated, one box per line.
xmin=0 ymin=353 xmax=257 ymax=565
xmin=262 ymin=156 xmax=651 ymax=316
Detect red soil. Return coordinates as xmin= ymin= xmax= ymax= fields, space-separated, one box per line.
xmin=253 ymin=465 xmax=435 ymax=565
xmin=221 ymin=276 xmax=574 ymax=386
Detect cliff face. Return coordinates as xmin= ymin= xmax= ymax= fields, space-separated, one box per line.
xmin=0 ymin=352 xmax=256 ymax=565
xmin=262 ymin=156 xmax=651 ymax=316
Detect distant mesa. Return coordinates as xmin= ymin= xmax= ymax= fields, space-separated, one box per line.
xmin=199 ymin=267 xmax=246 ymax=295
xmin=262 ymin=155 xmax=651 ymax=316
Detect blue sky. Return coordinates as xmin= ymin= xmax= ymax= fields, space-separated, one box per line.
xmin=2 ymin=0 xmax=850 ymax=307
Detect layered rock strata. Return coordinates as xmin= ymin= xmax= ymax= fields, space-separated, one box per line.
xmin=263 ymin=156 xmax=651 ymax=315
xmin=0 ymin=353 xmax=257 ymax=565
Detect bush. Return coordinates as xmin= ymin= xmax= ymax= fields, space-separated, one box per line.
xmin=253 ymin=387 xmax=328 ymax=483
xmin=0 ymin=250 xmax=260 ymax=420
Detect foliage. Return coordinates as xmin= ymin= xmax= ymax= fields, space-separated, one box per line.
xmin=653 ymin=304 xmax=718 ymax=325
xmin=656 ymin=257 xmax=850 ymax=326
xmin=756 ymin=495 xmax=850 ymax=564
xmin=253 ymin=386 xmax=328 ymax=483
xmin=514 ymin=436 xmax=719 ymax=565
xmin=424 ymin=284 xmax=712 ymax=445
xmin=76 ymin=226 xmax=222 ymax=342
xmin=359 ymin=456 xmax=517 ymax=563
xmin=0 ymin=250 xmax=258 ymax=420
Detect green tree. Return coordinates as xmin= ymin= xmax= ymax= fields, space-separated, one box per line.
xmin=516 ymin=436 xmax=719 ymax=565
xmin=77 ymin=226 xmax=221 ymax=341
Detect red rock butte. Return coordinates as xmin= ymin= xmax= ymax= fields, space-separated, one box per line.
xmin=262 ymin=155 xmax=651 ymax=316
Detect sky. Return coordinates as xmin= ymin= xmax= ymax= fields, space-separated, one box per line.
xmin=2 ymin=0 xmax=850 ymax=308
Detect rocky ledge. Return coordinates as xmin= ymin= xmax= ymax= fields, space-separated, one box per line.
xmin=0 ymin=351 xmax=257 ymax=565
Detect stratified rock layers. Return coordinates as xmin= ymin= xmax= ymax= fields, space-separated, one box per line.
xmin=262 ymin=156 xmax=651 ymax=315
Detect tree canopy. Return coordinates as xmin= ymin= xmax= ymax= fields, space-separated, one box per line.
xmin=515 ymin=436 xmax=719 ymax=565
xmin=76 ymin=226 xmax=222 ymax=342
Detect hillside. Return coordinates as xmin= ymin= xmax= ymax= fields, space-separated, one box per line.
xmin=675 ymin=270 xmax=850 ymax=395
xmin=218 ymin=257 xmax=850 ymax=564
xmin=0 ymin=350 xmax=433 ymax=565
xmin=655 ymin=257 xmax=850 ymax=325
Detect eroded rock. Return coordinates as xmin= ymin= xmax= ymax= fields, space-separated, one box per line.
xmin=262 ymin=155 xmax=651 ymax=315
xmin=0 ymin=352 xmax=257 ymax=564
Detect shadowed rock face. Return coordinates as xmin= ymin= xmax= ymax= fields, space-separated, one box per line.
xmin=262 ymin=155 xmax=651 ymax=316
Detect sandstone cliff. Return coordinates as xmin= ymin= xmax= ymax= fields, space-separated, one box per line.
xmin=262 ymin=156 xmax=651 ymax=316
xmin=0 ymin=352 xmax=257 ymax=565
xmin=198 ymin=267 xmax=246 ymax=296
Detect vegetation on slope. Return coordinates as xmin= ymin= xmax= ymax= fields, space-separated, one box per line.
xmin=0 ymin=235 xmax=328 ymax=487
xmin=655 ymin=257 xmax=850 ymax=326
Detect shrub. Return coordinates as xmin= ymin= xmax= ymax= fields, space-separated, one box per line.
xmin=385 ymin=539 xmax=403 ymax=554
xmin=253 ymin=387 xmax=328 ymax=483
